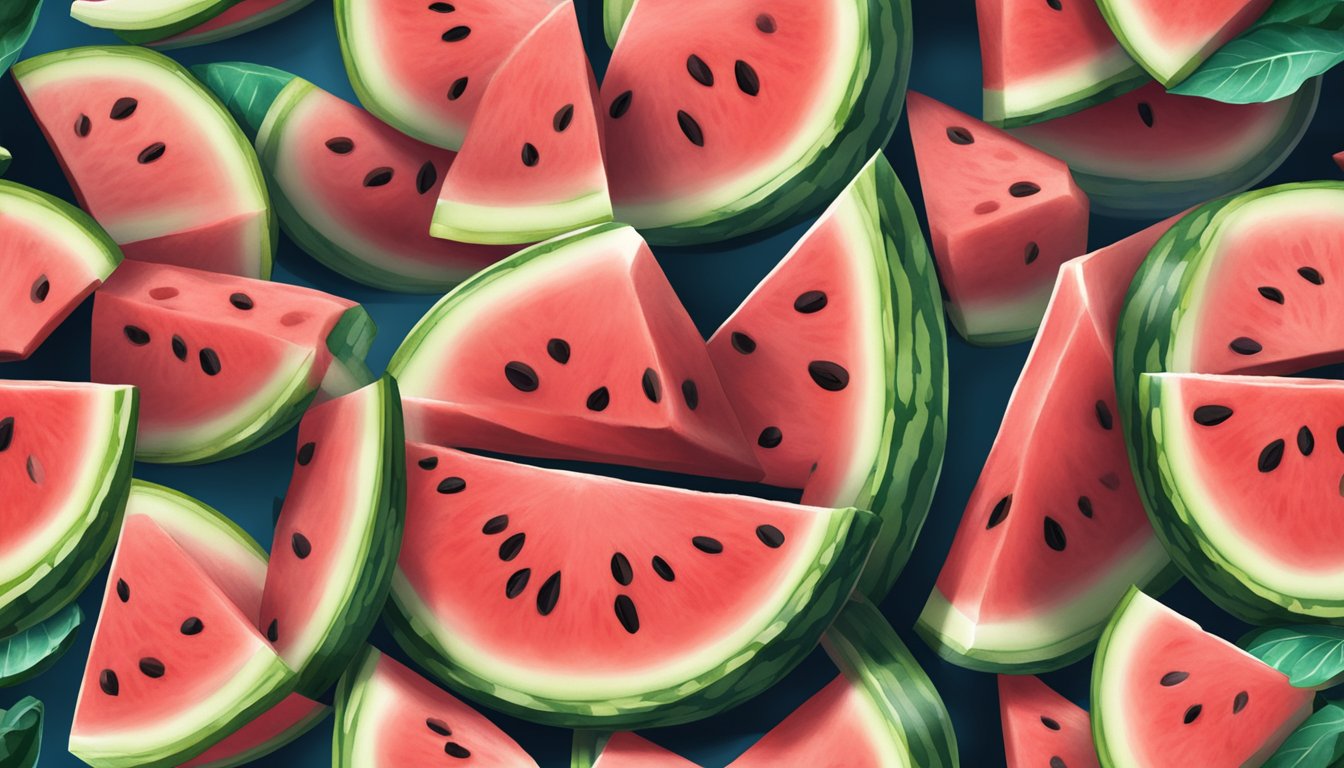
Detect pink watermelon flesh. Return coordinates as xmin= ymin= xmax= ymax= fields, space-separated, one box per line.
xmin=1099 ymin=0 xmax=1271 ymax=85
xmin=593 ymin=733 xmax=697 ymax=767
xmin=180 ymin=693 xmax=326 ymax=768
xmin=906 ymin=91 xmax=1089 ymax=345
xmin=149 ymin=0 xmax=311 ymax=48
xmin=999 ymin=675 xmax=1099 ymax=768
xmin=730 ymin=675 xmax=896 ymax=767
xmin=1336 ymin=152 xmax=1343 ymax=172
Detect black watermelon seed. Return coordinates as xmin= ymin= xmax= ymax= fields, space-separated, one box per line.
xmin=499 ymin=533 xmax=525 ymax=561
xmin=553 ymin=104 xmax=574 ymax=132
xmin=586 ymin=387 xmax=611 ymax=412
xmin=139 ymin=657 xmax=165 ymax=678
xmin=504 ymin=361 xmax=539 ymax=392
xmin=808 ymin=361 xmax=850 ymax=391
xmin=138 ymin=142 xmax=166 ymax=164
xmin=363 ymin=167 xmax=394 ymax=187
xmin=116 ymin=578 xmax=130 ymax=602
xmin=428 ymin=1 xmax=454 ymax=10
xmin=755 ymin=13 xmax=776 ymax=32
xmin=682 ymin=380 xmax=699 ymax=410
xmin=731 ymin=331 xmax=756 ymax=354
xmin=326 ymin=137 xmax=354 ymax=154
xmin=1233 ymin=691 xmax=1249 ymax=713
xmin=677 ymin=110 xmax=705 ymax=147
xmin=987 ymin=495 xmax=1011 ymax=528
xmin=1338 ymin=426 xmax=1344 ymax=454
xmin=1160 ymin=671 xmax=1189 ymax=686
xmin=447 ymin=77 xmax=468 ymax=101
xmin=445 ymin=742 xmax=471 ymax=758
xmin=758 ymin=426 xmax=783 ymax=448
xmin=1183 ymin=705 xmax=1202 ymax=724
xmin=692 ymin=536 xmax=723 ymax=554
xmin=30 ymin=275 xmax=49 ymax=303
xmin=611 ymin=553 xmax=633 ymax=586
xmin=1299 ymin=266 xmax=1325 ymax=285
xmin=426 ymin=718 xmax=451 ymax=736
xmin=266 ymin=619 xmax=278 ymax=642
xmin=100 ymin=669 xmax=119 ymax=696
xmin=1258 ymin=439 xmax=1285 ymax=472
xmin=442 ymin=25 xmax=471 ymax=41
xmin=756 ymin=524 xmax=785 ymax=548
xmin=110 ymin=98 xmax=138 ymax=120
xmin=1095 ymin=400 xmax=1113 ymax=430
xmin=291 ymin=533 xmax=312 ymax=559
xmin=547 ymin=338 xmax=571 ymax=364
xmin=794 ymin=290 xmax=827 ymax=313
xmin=25 ymin=456 xmax=40 ymax=484
xmin=0 ymin=418 xmax=10 ymax=452
xmin=124 ymin=325 xmax=150 ymax=345
xmin=296 ymin=441 xmax=316 ymax=466
xmin=437 ymin=477 xmax=466 ymax=494
xmin=735 ymin=60 xmax=760 ymax=96
xmin=1230 ymin=337 xmax=1262 ymax=355
xmin=536 ymin=572 xmax=561 ymax=616
xmin=416 ymin=161 xmax=438 ymax=194
xmin=652 ymin=556 xmax=675 ymax=581
xmin=1137 ymin=102 xmax=1154 ymax=127
xmin=1050 ymin=759 xmax=1067 ymax=768
xmin=1044 ymin=517 xmax=1066 ymax=551
xmin=505 ymin=568 xmax=530 ymax=599
xmin=482 ymin=514 xmax=508 ymax=535
xmin=1193 ymin=405 xmax=1233 ymax=426
xmin=75 ymin=114 xmax=91 ymax=137
xmin=946 ymin=126 xmax=974 ymax=145
xmin=610 ymin=90 xmax=633 ymax=119
xmin=1041 ymin=716 xmax=1061 ymax=730
xmin=181 ymin=617 xmax=203 ymax=635
xmin=229 ymin=292 xmax=253 ymax=310
xmin=1258 ymin=286 xmax=1285 ymax=304
xmin=1100 ymin=472 xmax=1121 ymax=490
xmin=642 ymin=368 xmax=662 ymax=403
xmin=522 ymin=143 xmax=540 ymax=167
xmin=686 ymin=54 xmax=714 ymax=86
xmin=615 ymin=595 xmax=640 ymax=634
xmin=1078 ymin=496 xmax=1094 ymax=518
xmin=171 ymin=335 xmax=187 ymax=361
xmin=1299 ymin=426 xmax=1315 ymax=456
xmin=418 ymin=456 xmax=439 ymax=470
xmin=1009 ymin=181 xmax=1041 ymax=197
xmin=1024 ymin=242 xmax=1041 ymax=265
xmin=1047 ymin=0 xmax=1063 ymax=9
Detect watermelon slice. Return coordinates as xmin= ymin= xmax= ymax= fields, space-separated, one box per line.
xmin=91 ymin=260 xmax=375 ymax=464
xmin=584 ymin=732 xmax=697 ymax=767
xmin=147 ymin=0 xmax=315 ymax=49
xmin=69 ymin=0 xmax=240 ymax=42
xmin=1091 ymin=589 xmax=1313 ymax=767
xmin=601 ymin=0 xmax=911 ymax=244
xmin=388 ymin=223 xmax=762 ymax=481
xmin=0 ymin=381 xmax=135 ymax=638
xmin=13 ymin=46 xmax=275 ymax=279
xmin=1095 ymin=0 xmax=1272 ymax=87
xmin=707 ymin=153 xmax=946 ymax=599
xmin=432 ymin=1 xmax=611 ymax=245
xmin=999 ymin=675 xmax=1099 ymax=768
xmin=1012 ymin=80 xmax=1320 ymax=218
xmin=907 ymin=91 xmax=1090 ymax=346
xmin=69 ymin=515 xmax=297 ymax=767
xmin=196 ymin=63 xmax=514 ymax=293
xmin=260 ymin=377 xmax=404 ymax=696
xmin=335 ymin=0 xmax=558 ymax=150
xmin=333 ymin=647 xmax=539 ymax=766
xmin=976 ymin=0 xmax=1147 ymax=127
xmin=0 ymin=179 xmax=122 ymax=362
xmin=388 ymin=441 xmax=875 ymax=727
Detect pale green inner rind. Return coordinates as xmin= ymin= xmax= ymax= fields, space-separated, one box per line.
xmin=431 ymin=188 xmax=614 ymax=247
xmin=70 ymin=0 xmax=237 ymax=39
xmin=126 ymin=480 xmax=267 ymax=567
xmin=0 ymin=180 xmax=123 ymax=282
xmin=1090 ymin=587 xmax=1153 ymax=768
xmin=149 ymin=0 xmax=316 ymax=49
xmin=985 ymin=49 xmax=1148 ymax=128
xmin=602 ymin=0 xmax=636 ymax=48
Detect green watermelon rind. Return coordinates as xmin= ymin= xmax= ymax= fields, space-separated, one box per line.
xmin=186 ymin=704 xmax=329 ymax=768
xmin=147 ymin=0 xmax=316 ymax=50
xmin=429 ymin=190 xmax=614 ymax=249
xmin=319 ymin=306 xmax=378 ymax=399
xmin=1090 ymin=586 xmax=1153 ymax=768
xmin=1116 ymin=181 xmax=1344 ymax=625
xmin=569 ymin=730 xmax=610 ymax=768
xmin=330 ymin=645 xmax=376 ymax=768
xmin=601 ymin=0 xmax=635 ymax=48
xmin=0 ymin=181 xmax=123 ymax=274
xmin=985 ymin=61 xmax=1149 ymax=129
xmin=70 ymin=0 xmax=238 ymax=43
xmin=1091 ymin=0 xmax=1217 ymax=87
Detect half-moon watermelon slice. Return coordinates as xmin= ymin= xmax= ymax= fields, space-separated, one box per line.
xmin=146 ymin=0 xmax=314 ymax=49
xmin=0 ymin=179 xmax=122 ymax=362
xmin=432 ymin=0 xmax=611 ymax=246
xmin=13 ymin=46 xmax=275 ymax=279
xmin=389 ymin=442 xmax=875 ymax=728
xmin=707 ymin=153 xmax=946 ymax=599
xmin=389 ymin=223 xmax=762 ymax=481
xmin=1095 ymin=0 xmax=1271 ymax=87
xmin=333 ymin=647 xmax=539 ymax=767
xmin=69 ymin=0 xmax=240 ymax=42
xmin=601 ymin=0 xmax=911 ymax=244
xmin=999 ymin=675 xmax=1099 ymax=768
xmin=1092 ymin=589 xmax=1313 ymax=768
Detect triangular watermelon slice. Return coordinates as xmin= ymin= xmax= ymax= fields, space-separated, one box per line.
xmin=584 ymin=732 xmax=697 ymax=767
xmin=388 ymin=442 xmax=875 ymax=728
xmin=196 ymin=62 xmax=515 ymax=293
xmin=14 ymin=46 xmax=275 ymax=279
xmin=69 ymin=0 xmax=239 ymax=42
xmin=707 ymin=153 xmax=946 ymax=599
xmin=432 ymin=0 xmax=611 ymax=246
xmin=0 ymin=179 xmax=122 ymax=362
xmin=1095 ymin=0 xmax=1272 ymax=87
xmin=69 ymin=514 xmax=297 ymax=767
xmin=1092 ymin=589 xmax=1313 ymax=767
xmin=999 ymin=675 xmax=1099 ymax=768
xmin=907 ymin=91 xmax=1090 ymax=346
xmin=333 ymin=648 xmax=539 ymax=767
xmin=147 ymin=0 xmax=313 ymax=49
xmin=388 ymin=223 xmax=762 ymax=481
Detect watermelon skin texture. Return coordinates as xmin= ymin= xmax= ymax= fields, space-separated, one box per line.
xmin=998 ymin=675 xmax=1099 ymax=768
xmin=147 ymin=0 xmax=315 ymax=49
xmin=1095 ymin=0 xmax=1272 ymax=87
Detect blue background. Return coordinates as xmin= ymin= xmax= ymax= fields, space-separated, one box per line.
xmin=1 ymin=0 xmax=1341 ymax=765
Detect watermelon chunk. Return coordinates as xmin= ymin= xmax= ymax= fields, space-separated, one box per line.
xmin=196 ymin=63 xmax=515 ymax=293
xmin=388 ymin=223 xmax=762 ymax=481
xmin=0 ymin=180 xmax=122 ymax=362
xmin=1012 ymin=80 xmax=1319 ymax=218
xmin=601 ymin=0 xmax=911 ymax=244
xmin=388 ymin=442 xmax=875 ymax=727
xmin=1095 ymin=0 xmax=1272 ymax=87
xmin=976 ymin=0 xmax=1147 ymax=127
xmin=907 ymin=91 xmax=1089 ymax=346
xmin=432 ymin=1 xmax=611 ymax=245
xmin=1092 ymin=589 xmax=1313 ymax=767
xmin=14 ymin=46 xmax=275 ymax=279
xmin=69 ymin=0 xmax=240 ymax=42
xmin=260 ymin=377 xmax=404 ymax=696
xmin=333 ymin=648 xmax=539 ymax=767
xmin=335 ymin=0 xmax=558 ymax=150
xmin=708 ymin=153 xmax=946 ymax=598
xmin=999 ymin=675 xmax=1099 ymax=768
xmin=147 ymin=0 xmax=314 ymax=49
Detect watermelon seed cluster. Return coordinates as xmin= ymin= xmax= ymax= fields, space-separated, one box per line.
xmin=98 ymin=579 xmax=172 ymax=696
xmin=425 ymin=716 xmax=471 ymax=759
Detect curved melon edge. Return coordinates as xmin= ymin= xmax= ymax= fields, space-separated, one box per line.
xmin=431 ymin=191 xmax=613 ymax=247
xmin=71 ymin=0 xmax=238 ymax=40
xmin=985 ymin=53 xmax=1149 ymax=129
xmin=147 ymin=0 xmax=316 ymax=50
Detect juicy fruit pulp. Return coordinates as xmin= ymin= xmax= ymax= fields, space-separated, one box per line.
xmin=1095 ymin=0 xmax=1272 ymax=87
xmin=999 ymin=675 xmax=1099 ymax=768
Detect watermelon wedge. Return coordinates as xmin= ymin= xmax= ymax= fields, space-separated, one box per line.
xmin=335 ymin=0 xmax=557 ymax=151
xmin=69 ymin=0 xmax=240 ymax=42
xmin=1012 ymin=80 xmax=1319 ymax=218
xmin=388 ymin=223 xmax=762 ymax=481
xmin=0 ymin=381 xmax=135 ymax=638
xmin=999 ymin=675 xmax=1099 ymax=768
xmin=708 ymin=153 xmax=946 ymax=599
xmin=976 ymin=0 xmax=1147 ymax=127
xmin=147 ymin=0 xmax=315 ymax=49
xmin=584 ymin=732 xmax=697 ymax=767
xmin=601 ymin=0 xmax=911 ymax=244
xmin=0 ymin=179 xmax=122 ymax=362
xmin=333 ymin=647 xmax=539 ymax=767
xmin=1091 ymin=589 xmax=1313 ymax=767
xmin=1095 ymin=0 xmax=1272 ymax=87
xmin=388 ymin=441 xmax=875 ymax=727
xmin=432 ymin=1 xmax=611 ymax=245
xmin=14 ymin=46 xmax=275 ymax=279
xmin=260 ymin=377 xmax=404 ymax=696
xmin=919 ymin=217 xmax=1181 ymax=673
xmin=196 ymin=63 xmax=514 ymax=293
xmin=907 ymin=91 xmax=1089 ymax=346
xmin=91 ymin=260 xmax=375 ymax=464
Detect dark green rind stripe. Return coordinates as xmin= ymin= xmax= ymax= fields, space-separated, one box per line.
xmin=331 ymin=646 xmax=377 ymax=768
xmin=823 ymin=599 xmax=959 ymax=767
xmin=323 ymin=306 xmax=378 ymax=394
xmin=991 ymin=73 xmax=1149 ymax=130
xmin=569 ymin=731 xmax=610 ymax=768
xmin=191 ymin=61 xmax=295 ymax=143
xmin=99 ymin=0 xmax=240 ymax=44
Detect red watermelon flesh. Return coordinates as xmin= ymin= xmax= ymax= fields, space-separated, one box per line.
xmin=907 ymin=91 xmax=1089 ymax=346
xmin=730 ymin=675 xmax=902 ymax=767
xmin=998 ymin=675 xmax=1099 ymax=768
xmin=149 ymin=0 xmax=313 ymax=49
xmin=1096 ymin=0 xmax=1271 ymax=86
xmin=1336 ymin=152 xmax=1343 ymax=171
xmin=591 ymin=733 xmax=696 ymax=767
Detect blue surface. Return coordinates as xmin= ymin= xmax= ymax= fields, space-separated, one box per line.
xmin=0 ymin=1 xmax=1341 ymax=766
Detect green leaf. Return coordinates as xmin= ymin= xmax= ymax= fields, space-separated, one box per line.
xmin=0 ymin=605 xmax=81 ymax=688
xmin=0 ymin=0 xmax=42 ymax=76
xmin=1256 ymin=0 xmax=1344 ymax=27
xmin=0 ymin=698 xmax=41 ymax=768
xmin=1170 ymin=23 xmax=1344 ymax=103
xmin=1241 ymin=625 xmax=1344 ymax=689
xmin=1264 ymin=703 xmax=1344 ymax=768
